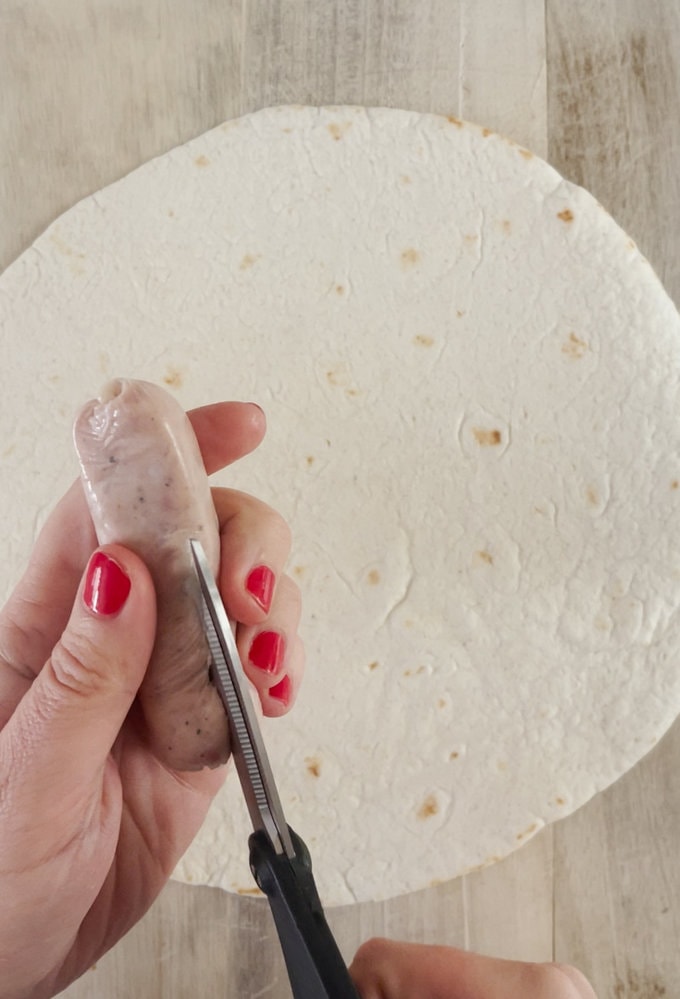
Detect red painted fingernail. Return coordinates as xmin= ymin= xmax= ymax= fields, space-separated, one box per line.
xmin=249 ymin=630 xmax=285 ymax=674
xmin=268 ymin=674 xmax=292 ymax=705
xmin=245 ymin=565 xmax=275 ymax=613
xmin=83 ymin=552 xmax=131 ymax=616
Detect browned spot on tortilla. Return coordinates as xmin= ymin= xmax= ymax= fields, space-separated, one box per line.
xmin=462 ymin=861 xmax=486 ymax=875
xmin=475 ymin=550 xmax=494 ymax=565
xmin=456 ymin=309 xmax=465 ymax=318
xmin=367 ymin=569 xmax=381 ymax=585
xmin=418 ymin=794 xmax=439 ymax=819
xmin=482 ymin=127 xmax=493 ymax=137
xmin=516 ymin=823 xmax=538 ymax=841
xmin=557 ymin=208 xmax=574 ymax=223
xmin=167 ymin=209 xmax=175 ymax=217
xmin=472 ymin=427 xmax=502 ymax=446
xmin=194 ymin=154 xmax=210 ymax=168
xmin=237 ymin=886 xmax=263 ymax=896
xmin=282 ymin=127 xmax=292 ymax=133
xmin=497 ymin=761 xmax=508 ymax=771
xmin=628 ymin=239 xmax=636 ymax=250
xmin=328 ymin=121 xmax=352 ymax=141
xmin=335 ymin=284 xmax=345 ymax=295
xmin=162 ymin=367 xmax=183 ymax=389
xmin=306 ymin=455 xmax=315 ymax=466
xmin=464 ymin=233 xmax=479 ymax=244
xmin=401 ymin=247 xmax=421 ymax=268
xmin=401 ymin=174 xmax=412 ymax=184
xmin=404 ymin=665 xmax=426 ymax=677
xmin=326 ymin=369 xmax=340 ymax=385
xmin=90 ymin=964 xmax=97 ymax=971
xmin=240 ymin=253 xmax=261 ymax=270
xmin=446 ymin=115 xmax=463 ymax=127
xmin=449 ymin=750 xmax=459 ymax=759
xmin=413 ymin=334 xmax=434 ymax=347
xmin=519 ymin=147 xmax=533 ymax=159
xmin=555 ymin=796 xmax=566 ymax=806
xmin=346 ymin=388 xmax=359 ymax=397
xmin=501 ymin=219 xmax=512 ymax=235
xmin=586 ymin=486 xmax=599 ymax=506
xmin=562 ymin=331 xmax=588 ymax=359
xmin=305 ymin=756 xmax=321 ymax=778
xmin=293 ymin=565 xmax=306 ymax=578
xmin=50 ymin=232 xmax=85 ymax=259
xmin=672 ymin=480 xmax=679 ymax=490
xmin=368 ymin=661 xmax=380 ymax=671
xmin=438 ymin=699 xmax=447 ymax=709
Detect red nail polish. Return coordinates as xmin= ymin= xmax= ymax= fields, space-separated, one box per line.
xmin=249 ymin=630 xmax=285 ymax=674
xmin=268 ymin=674 xmax=292 ymax=705
xmin=246 ymin=565 xmax=275 ymax=613
xmin=83 ymin=552 xmax=131 ymax=616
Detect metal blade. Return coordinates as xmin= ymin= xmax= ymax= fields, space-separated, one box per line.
xmin=190 ymin=539 xmax=294 ymax=859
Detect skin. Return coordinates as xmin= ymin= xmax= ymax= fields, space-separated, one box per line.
xmin=0 ymin=401 xmax=303 ymax=999
xmin=349 ymin=938 xmax=598 ymax=999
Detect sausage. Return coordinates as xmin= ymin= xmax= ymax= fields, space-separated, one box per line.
xmin=73 ymin=377 xmax=229 ymax=770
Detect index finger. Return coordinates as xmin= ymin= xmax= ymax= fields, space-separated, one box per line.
xmin=189 ymin=401 xmax=266 ymax=474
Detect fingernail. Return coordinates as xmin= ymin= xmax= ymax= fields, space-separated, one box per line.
xmin=268 ymin=674 xmax=292 ymax=705
xmin=245 ymin=565 xmax=275 ymax=613
xmin=249 ymin=630 xmax=285 ymax=674
xmin=84 ymin=552 xmax=131 ymax=616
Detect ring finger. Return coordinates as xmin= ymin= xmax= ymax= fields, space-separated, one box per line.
xmin=236 ymin=574 xmax=304 ymax=717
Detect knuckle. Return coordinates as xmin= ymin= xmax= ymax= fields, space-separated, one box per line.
xmin=352 ymin=937 xmax=390 ymax=966
xmin=269 ymin=510 xmax=292 ymax=553
xmin=348 ymin=938 xmax=393 ymax=985
xmin=529 ymin=963 xmax=594 ymax=998
xmin=48 ymin=631 xmax=111 ymax=699
xmin=280 ymin=573 xmax=302 ymax=607
xmin=548 ymin=964 xmax=598 ymax=998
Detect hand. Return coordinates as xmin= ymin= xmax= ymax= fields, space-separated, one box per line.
xmin=0 ymin=402 xmax=304 ymax=999
xmin=350 ymin=938 xmax=597 ymax=999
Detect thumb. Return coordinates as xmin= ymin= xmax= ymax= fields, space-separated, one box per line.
xmin=2 ymin=545 xmax=156 ymax=809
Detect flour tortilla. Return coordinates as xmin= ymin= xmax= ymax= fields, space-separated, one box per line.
xmin=1 ymin=106 xmax=680 ymax=906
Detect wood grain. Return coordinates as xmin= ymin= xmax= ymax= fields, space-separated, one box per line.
xmin=547 ymin=0 xmax=680 ymax=304
xmin=0 ymin=0 xmax=243 ymax=273
xmin=547 ymin=4 xmax=680 ymax=994
xmin=0 ymin=1 xmax=678 ymax=996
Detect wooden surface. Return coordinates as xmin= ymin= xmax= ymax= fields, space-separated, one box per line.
xmin=1 ymin=2 xmax=679 ymax=996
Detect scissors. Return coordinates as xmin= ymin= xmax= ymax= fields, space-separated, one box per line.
xmin=190 ymin=539 xmax=360 ymax=999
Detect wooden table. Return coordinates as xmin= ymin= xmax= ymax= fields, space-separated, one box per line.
xmin=2 ymin=2 xmax=679 ymax=996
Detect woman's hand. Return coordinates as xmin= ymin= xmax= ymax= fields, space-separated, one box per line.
xmin=0 ymin=401 xmax=304 ymax=999
xmin=350 ymin=939 xmax=597 ymax=999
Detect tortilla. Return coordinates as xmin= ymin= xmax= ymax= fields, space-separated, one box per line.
xmin=1 ymin=106 xmax=679 ymax=906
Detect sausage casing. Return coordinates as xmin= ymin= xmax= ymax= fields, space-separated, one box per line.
xmin=73 ymin=378 xmax=229 ymax=770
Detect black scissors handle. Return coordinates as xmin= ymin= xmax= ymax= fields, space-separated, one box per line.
xmin=250 ymin=826 xmax=360 ymax=999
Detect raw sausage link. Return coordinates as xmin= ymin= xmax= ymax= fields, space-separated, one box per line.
xmin=73 ymin=378 xmax=229 ymax=770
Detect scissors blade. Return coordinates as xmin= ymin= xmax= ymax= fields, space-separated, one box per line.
xmin=190 ymin=539 xmax=295 ymax=859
